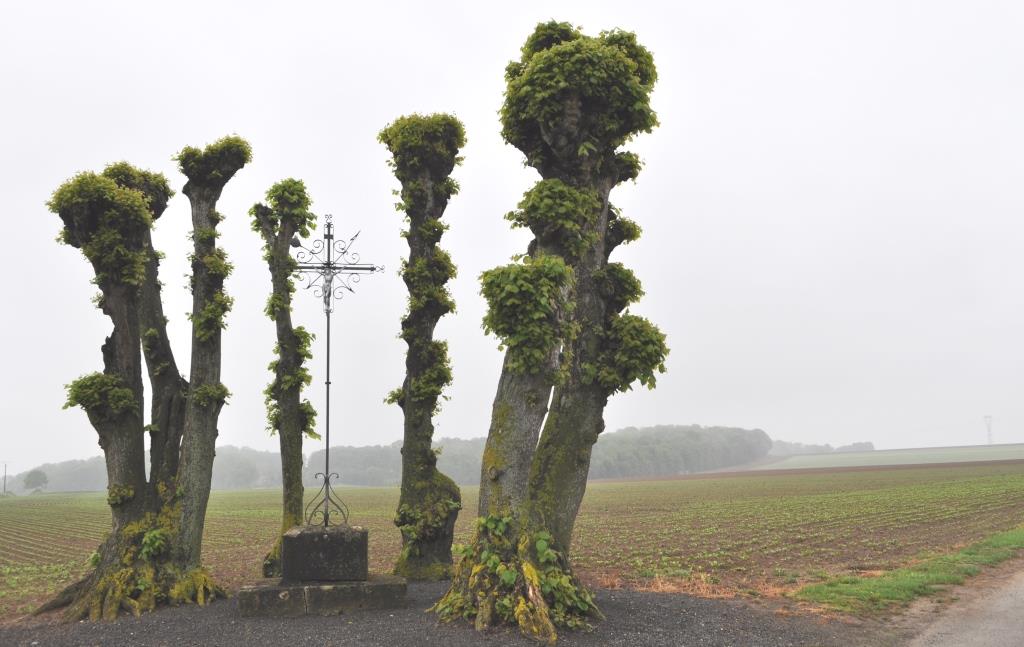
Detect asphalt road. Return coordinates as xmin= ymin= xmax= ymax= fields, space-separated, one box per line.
xmin=908 ymin=568 xmax=1024 ymax=647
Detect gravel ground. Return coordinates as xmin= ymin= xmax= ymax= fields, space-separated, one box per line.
xmin=0 ymin=583 xmax=891 ymax=647
xmin=908 ymin=567 xmax=1024 ymax=647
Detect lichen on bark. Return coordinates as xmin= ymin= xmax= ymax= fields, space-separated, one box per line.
xmin=379 ymin=114 xmax=466 ymax=579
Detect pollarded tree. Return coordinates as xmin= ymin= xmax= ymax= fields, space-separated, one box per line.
xmin=249 ymin=179 xmax=318 ymax=577
xmin=379 ymin=114 xmax=465 ymax=579
xmin=434 ymin=23 xmax=668 ymax=643
xmin=45 ymin=168 xmax=193 ymax=618
xmin=44 ymin=136 xmax=250 ymax=620
xmin=102 ymin=162 xmax=188 ymax=498
xmin=175 ymin=136 xmax=252 ymax=568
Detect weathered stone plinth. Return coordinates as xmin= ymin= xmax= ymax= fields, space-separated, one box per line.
xmin=237 ymin=574 xmax=407 ymax=617
xmin=239 ymin=523 xmax=406 ymax=617
xmin=281 ymin=524 xmax=368 ymax=582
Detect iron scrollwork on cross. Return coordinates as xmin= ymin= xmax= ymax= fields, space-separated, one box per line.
xmin=291 ymin=214 xmax=383 ymax=526
xmin=292 ymin=214 xmax=383 ymax=314
xmin=303 ymin=472 xmax=350 ymax=526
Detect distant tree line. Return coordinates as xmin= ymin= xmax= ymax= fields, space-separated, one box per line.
xmin=587 ymin=425 xmax=772 ymax=478
xmin=11 ymin=425 xmax=785 ymax=492
xmin=306 ymin=426 xmax=773 ymax=485
xmin=769 ymin=440 xmax=875 ymax=456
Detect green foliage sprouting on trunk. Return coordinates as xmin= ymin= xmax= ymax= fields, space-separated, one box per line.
xmin=43 ymin=156 xmax=240 ymax=619
xmin=438 ymin=22 xmax=668 ymax=642
xmin=379 ymin=114 xmax=465 ymax=579
xmin=175 ymin=135 xmax=251 ymax=570
xmin=249 ymin=178 xmax=319 ymax=576
xmin=432 ymin=516 xmax=600 ymax=645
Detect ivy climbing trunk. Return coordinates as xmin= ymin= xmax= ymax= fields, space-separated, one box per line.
xmin=249 ymin=180 xmax=318 ymax=577
xmin=379 ymin=115 xmax=465 ymax=579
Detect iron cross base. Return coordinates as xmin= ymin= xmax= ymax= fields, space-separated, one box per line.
xmin=238 ymin=524 xmax=407 ymax=617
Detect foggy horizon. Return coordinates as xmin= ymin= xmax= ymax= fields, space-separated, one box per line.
xmin=2 ymin=0 xmax=1022 ymax=474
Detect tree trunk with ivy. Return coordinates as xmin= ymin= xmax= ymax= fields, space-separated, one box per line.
xmin=249 ymin=179 xmax=319 ymax=577
xmin=40 ymin=153 xmax=249 ymax=619
xmin=174 ymin=137 xmax=252 ymax=569
xmin=379 ymin=114 xmax=465 ymax=579
xmin=434 ymin=23 xmax=668 ymax=643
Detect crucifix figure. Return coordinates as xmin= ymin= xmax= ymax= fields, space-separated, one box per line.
xmin=290 ymin=214 xmax=383 ymax=526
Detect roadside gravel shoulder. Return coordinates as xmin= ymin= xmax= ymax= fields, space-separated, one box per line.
xmin=0 ymin=582 xmax=891 ymax=647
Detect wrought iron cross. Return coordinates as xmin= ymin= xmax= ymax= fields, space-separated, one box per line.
xmin=291 ymin=214 xmax=383 ymax=526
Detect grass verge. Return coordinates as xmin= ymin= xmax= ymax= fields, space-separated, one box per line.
xmin=795 ymin=526 xmax=1024 ymax=614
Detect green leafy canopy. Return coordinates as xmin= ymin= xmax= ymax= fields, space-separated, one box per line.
xmin=101 ymin=162 xmax=174 ymax=220
xmin=49 ymin=172 xmax=153 ymax=287
xmin=176 ymin=135 xmax=252 ymax=189
xmin=378 ymin=113 xmax=466 ymax=184
xmin=501 ymin=21 xmax=658 ymax=171
xmin=64 ymin=372 xmax=137 ymax=419
xmin=481 ymin=255 xmax=573 ymax=374
xmin=250 ymin=178 xmax=317 ymax=239
xmin=506 ymin=179 xmax=600 ymax=258
xmin=590 ymin=313 xmax=668 ymax=394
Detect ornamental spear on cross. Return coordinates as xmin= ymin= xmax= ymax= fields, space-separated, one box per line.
xmin=289 ymin=214 xmax=383 ymax=527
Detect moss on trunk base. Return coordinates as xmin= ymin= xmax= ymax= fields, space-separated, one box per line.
xmin=394 ymin=471 xmax=461 ymax=580
xmin=42 ymin=506 xmax=223 ymax=621
xmin=433 ymin=515 xmax=600 ymax=644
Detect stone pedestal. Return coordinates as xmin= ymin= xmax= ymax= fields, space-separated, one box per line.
xmin=282 ymin=524 xmax=368 ymax=582
xmin=237 ymin=523 xmax=406 ymax=617
xmin=238 ymin=574 xmax=407 ymax=617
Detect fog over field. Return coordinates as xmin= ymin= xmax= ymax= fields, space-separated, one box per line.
xmin=2 ymin=0 xmax=1023 ymax=473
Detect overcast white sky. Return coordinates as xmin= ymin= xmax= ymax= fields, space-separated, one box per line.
xmin=1 ymin=1 xmax=1022 ymax=473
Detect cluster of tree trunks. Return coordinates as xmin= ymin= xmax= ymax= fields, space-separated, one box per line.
xmin=44 ymin=139 xmax=250 ymax=619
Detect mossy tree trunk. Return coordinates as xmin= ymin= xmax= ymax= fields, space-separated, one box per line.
xmin=249 ymin=179 xmax=318 ymax=577
xmin=175 ymin=138 xmax=251 ymax=569
xmin=526 ymin=190 xmax=652 ymax=550
xmin=477 ymin=347 xmax=560 ymax=517
xmin=43 ymin=164 xmax=229 ymax=620
xmin=102 ymin=162 xmax=189 ymax=497
xmin=379 ymin=114 xmax=465 ymax=579
xmin=523 ymin=185 xmax=610 ymax=549
xmin=436 ymin=23 xmax=667 ymax=643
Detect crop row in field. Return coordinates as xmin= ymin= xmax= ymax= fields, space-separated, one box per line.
xmin=1 ymin=461 xmax=1023 ymax=620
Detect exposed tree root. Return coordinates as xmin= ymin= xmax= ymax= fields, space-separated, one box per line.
xmin=432 ymin=515 xmax=601 ymax=644
xmin=37 ymin=510 xmax=224 ymax=621
xmin=57 ymin=563 xmax=223 ymax=621
xmin=34 ymin=578 xmax=88 ymax=616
